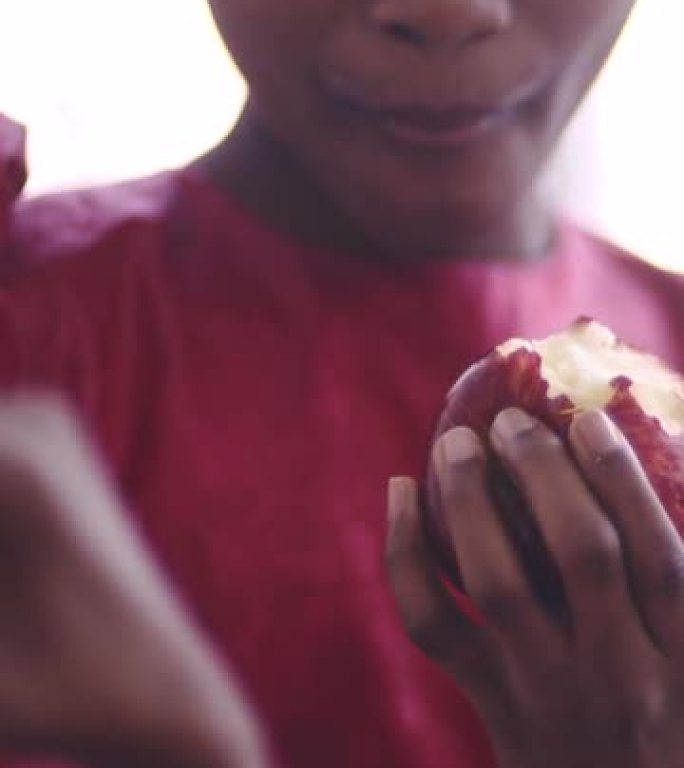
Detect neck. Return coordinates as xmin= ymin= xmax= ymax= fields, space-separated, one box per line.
xmin=193 ymin=104 xmax=555 ymax=264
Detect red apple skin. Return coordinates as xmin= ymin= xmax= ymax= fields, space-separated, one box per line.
xmin=425 ymin=346 xmax=684 ymax=611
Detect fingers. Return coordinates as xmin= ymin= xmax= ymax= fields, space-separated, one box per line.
xmin=490 ymin=409 xmax=647 ymax=657
xmin=0 ymin=393 xmax=190 ymax=631
xmin=433 ymin=428 xmax=565 ymax=662
xmin=569 ymin=410 xmax=684 ymax=652
xmin=0 ymin=394 xmax=87 ymax=570
xmin=385 ymin=476 xmax=494 ymax=685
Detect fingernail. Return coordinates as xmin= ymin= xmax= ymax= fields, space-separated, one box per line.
xmin=439 ymin=427 xmax=482 ymax=465
xmin=572 ymin=410 xmax=622 ymax=454
xmin=387 ymin=476 xmax=414 ymax=527
xmin=492 ymin=408 xmax=537 ymax=444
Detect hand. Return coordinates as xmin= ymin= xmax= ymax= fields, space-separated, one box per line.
xmin=0 ymin=393 xmax=269 ymax=768
xmin=387 ymin=407 xmax=684 ymax=768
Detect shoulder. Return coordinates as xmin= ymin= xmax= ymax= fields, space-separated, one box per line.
xmin=575 ymin=225 xmax=684 ymax=309
xmin=9 ymin=171 xmax=182 ymax=267
xmin=0 ymin=113 xmax=184 ymax=272
xmin=0 ymin=169 xmax=197 ymax=401
xmin=0 ymin=169 xmax=198 ymax=344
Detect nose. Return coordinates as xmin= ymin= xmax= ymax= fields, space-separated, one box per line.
xmin=370 ymin=0 xmax=512 ymax=51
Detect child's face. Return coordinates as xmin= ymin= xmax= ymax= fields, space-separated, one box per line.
xmin=208 ymin=0 xmax=634 ymax=256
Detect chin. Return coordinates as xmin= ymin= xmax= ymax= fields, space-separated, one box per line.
xmin=346 ymin=158 xmax=540 ymax=261
xmin=361 ymin=196 xmax=533 ymax=262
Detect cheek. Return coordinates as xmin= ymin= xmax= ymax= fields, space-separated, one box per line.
xmin=523 ymin=0 xmax=635 ymax=132
xmin=205 ymin=0 xmax=332 ymax=88
xmin=528 ymin=0 xmax=634 ymax=63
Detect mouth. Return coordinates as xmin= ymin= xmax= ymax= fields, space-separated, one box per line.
xmin=377 ymin=105 xmax=515 ymax=147
xmin=327 ymin=79 xmax=543 ymax=149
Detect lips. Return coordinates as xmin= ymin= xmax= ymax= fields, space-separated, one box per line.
xmin=375 ymin=104 xmax=514 ymax=146
xmin=378 ymin=104 xmax=506 ymax=132
xmin=326 ymin=75 xmax=543 ymax=149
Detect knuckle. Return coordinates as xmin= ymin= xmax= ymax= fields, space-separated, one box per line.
xmin=591 ymin=443 xmax=629 ymax=475
xmin=440 ymin=461 xmax=486 ymax=507
xmin=642 ymin=554 xmax=684 ymax=602
xmin=384 ymin=542 xmax=411 ymax=579
xmin=596 ymin=688 xmax=668 ymax=749
xmin=473 ymin=583 xmax=527 ymax=629
xmin=632 ymin=683 xmax=667 ymax=726
xmin=404 ymin=607 xmax=451 ymax=658
xmin=564 ymin=528 xmax=622 ymax=587
xmin=384 ymin=529 xmax=423 ymax=575
xmin=384 ymin=541 xmax=410 ymax=575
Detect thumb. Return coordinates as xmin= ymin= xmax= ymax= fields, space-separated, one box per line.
xmin=385 ymin=477 xmax=495 ymax=686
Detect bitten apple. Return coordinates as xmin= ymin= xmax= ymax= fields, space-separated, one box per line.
xmin=425 ymin=318 xmax=684 ymax=609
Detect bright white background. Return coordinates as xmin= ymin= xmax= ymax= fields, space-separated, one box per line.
xmin=0 ymin=0 xmax=682 ymax=273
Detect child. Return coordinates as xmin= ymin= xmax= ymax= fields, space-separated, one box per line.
xmin=0 ymin=0 xmax=683 ymax=766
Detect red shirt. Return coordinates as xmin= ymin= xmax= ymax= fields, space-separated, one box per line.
xmin=0 ymin=115 xmax=683 ymax=768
